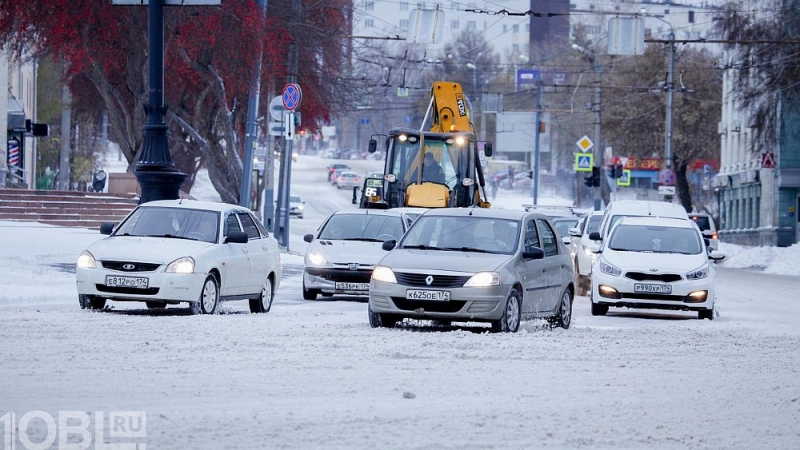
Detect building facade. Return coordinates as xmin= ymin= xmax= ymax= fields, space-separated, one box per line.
xmin=2 ymin=50 xmax=38 ymax=189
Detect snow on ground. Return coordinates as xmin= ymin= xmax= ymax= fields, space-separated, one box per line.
xmin=1 ymin=153 xmax=799 ymax=449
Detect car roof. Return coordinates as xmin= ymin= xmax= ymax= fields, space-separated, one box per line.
xmin=606 ymin=200 xmax=688 ymax=216
xmin=139 ymin=199 xmax=247 ymax=214
xmin=419 ymin=207 xmax=545 ymax=221
xmin=331 ymin=209 xmax=407 ymax=218
xmin=616 ymin=216 xmax=697 ymax=229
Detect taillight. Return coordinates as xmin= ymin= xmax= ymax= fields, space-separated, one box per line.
xmin=712 ymin=231 xmax=718 ymax=240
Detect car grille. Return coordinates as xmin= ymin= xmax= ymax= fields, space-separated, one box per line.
xmin=394 ymin=272 xmax=471 ymax=288
xmin=96 ymin=285 xmax=160 ymax=295
xmin=625 ymin=272 xmax=682 ymax=283
xmin=391 ymin=298 xmax=466 ymax=313
xmin=101 ymin=261 xmax=161 ymax=273
xmin=305 ymin=267 xmax=372 ymax=283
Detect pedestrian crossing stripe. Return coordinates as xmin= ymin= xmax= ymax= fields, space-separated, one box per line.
xmin=574 ymin=153 xmax=593 ymax=172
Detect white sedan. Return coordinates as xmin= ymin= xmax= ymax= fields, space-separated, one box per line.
xmin=589 ymin=216 xmax=724 ymax=320
xmin=76 ymin=200 xmax=282 ymax=315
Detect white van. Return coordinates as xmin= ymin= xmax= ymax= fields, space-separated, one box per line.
xmin=594 ymin=200 xmax=690 ymax=242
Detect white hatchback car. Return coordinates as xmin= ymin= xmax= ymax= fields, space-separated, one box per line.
xmin=590 ymin=216 xmax=725 ymax=320
xmin=76 ymin=200 xmax=282 ymax=315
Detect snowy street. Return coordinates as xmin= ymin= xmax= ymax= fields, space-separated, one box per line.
xmin=1 ymin=155 xmax=799 ymax=449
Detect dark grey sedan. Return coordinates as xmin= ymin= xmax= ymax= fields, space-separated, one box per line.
xmin=369 ymin=208 xmax=575 ymax=332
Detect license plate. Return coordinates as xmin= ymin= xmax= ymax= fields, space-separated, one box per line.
xmin=335 ymin=282 xmax=369 ymax=291
xmin=634 ymin=283 xmax=672 ymax=294
xmin=106 ymin=276 xmax=149 ymax=289
xmin=406 ymin=289 xmax=450 ymax=301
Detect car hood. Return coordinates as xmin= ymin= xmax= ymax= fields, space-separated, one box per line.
xmin=86 ymin=236 xmax=215 ymax=263
xmin=602 ymin=249 xmax=708 ymax=272
xmin=307 ymin=240 xmax=389 ymax=265
xmin=379 ymin=249 xmax=509 ymax=274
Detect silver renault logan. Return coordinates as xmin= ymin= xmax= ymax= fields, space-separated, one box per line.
xmin=369 ymin=208 xmax=575 ymax=332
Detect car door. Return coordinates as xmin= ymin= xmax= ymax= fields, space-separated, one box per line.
xmin=237 ymin=211 xmax=270 ymax=294
xmin=220 ymin=212 xmax=249 ymax=296
xmin=519 ymin=218 xmax=548 ymax=315
xmin=537 ymin=218 xmax=569 ymax=314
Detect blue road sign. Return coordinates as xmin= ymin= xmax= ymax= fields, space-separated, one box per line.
xmin=360 ymin=118 xmax=370 ymax=125
xmin=575 ymin=153 xmax=593 ymax=172
xmin=282 ymin=83 xmax=302 ymax=111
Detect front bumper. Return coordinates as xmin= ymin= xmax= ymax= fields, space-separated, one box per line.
xmin=369 ymin=279 xmax=509 ymax=322
xmin=591 ymin=271 xmax=714 ymax=311
xmin=76 ymin=267 xmax=206 ymax=303
xmin=304 ymin=267 xmax=373 ymax=296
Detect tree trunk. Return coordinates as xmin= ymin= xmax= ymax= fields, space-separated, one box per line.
xmin=674 ymin=159 xmax=693 ymax=213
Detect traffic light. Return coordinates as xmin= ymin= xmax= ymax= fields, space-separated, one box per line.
xmin=584 ymin=166 xmax=601 ymax=187
xmin=607 ymin=164 xmax=616 ymax=178
xmin=614 ymin=163 xmax=624 ymax=178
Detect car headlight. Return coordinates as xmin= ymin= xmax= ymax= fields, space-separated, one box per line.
xmin=297 ymin=204 xmax=304 ymax=211
xmin=464 ymin=272 xmax=500 ymax=287
xmin=77 ymin=251 xmax=96 ymax=269
xmin=372 ymin=265 xmax=397 ymax=283
xmin=686 ymin=263 xmax=709 ymax=280
xmin=166 ymin=256 xmax=195 ymax=274
xmin=598 ymin=258 xmax=622 ymax=277
xmin=307 ymin=252 xmax=327 ymax=266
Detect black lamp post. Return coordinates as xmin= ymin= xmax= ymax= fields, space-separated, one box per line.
xmin=133 ymin=0 xmax=187 ymax=204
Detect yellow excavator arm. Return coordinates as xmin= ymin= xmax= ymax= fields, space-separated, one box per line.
xmin=430 ymin=81 xmax=473 ymax=133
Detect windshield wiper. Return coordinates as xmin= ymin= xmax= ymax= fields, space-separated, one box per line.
xmin=146 ymin=234 xmax=195 ymax=240
xmin=440 ymin=246 xmax=495 ymax=254
xmin=402 ymin=244 xmax=443 ymax=250
xmin=342 ymin=237 xmax=382 ymax=242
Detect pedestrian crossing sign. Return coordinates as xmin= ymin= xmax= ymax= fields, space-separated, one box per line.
xmin=575 ymin=153 xmax=593 ymax=172
xmin=617 ymin=169 xmax=631 ymax=186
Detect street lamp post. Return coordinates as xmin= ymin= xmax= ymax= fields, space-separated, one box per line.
xmin=641 ymin=13 xmax=676 ymax=169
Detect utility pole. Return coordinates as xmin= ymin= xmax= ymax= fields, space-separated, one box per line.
xmin=592 ymin=52 xmax=603 ymax=211
xmin=532 ymin=72 xmax=542 ymax=205
xmin=240 ymin=0 xmax=268 ymax=209
xmin=665 ymin=30 xmax=675 ymax=169
xmin=58 ymin=79 xmax=71 ymax=191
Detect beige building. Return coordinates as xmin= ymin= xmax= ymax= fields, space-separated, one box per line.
xmin=1 ymin=49 xmax=38 ymax=189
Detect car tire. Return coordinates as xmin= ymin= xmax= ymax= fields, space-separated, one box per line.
xmin=249 ymin=278 xmax=274 ymax=314
xmin=552 ymin=287 xmax=573 ymax=329
xmin=368 ymin=304 xmax=400 ymax=328
xmin=590 ymin=301 xmax=608 ymax=316
xmin=146 ymin=302 xmax=166 ymax=309
xmin=79 ymin=294 xmax=106 ymax=310
xmin=190 ymin=274 xmax=219 ymax=315
xmin=302 ymin=281 xmax=319 ymax=300
xmin=698 ymin=307 xmax=714 ymax=320
xmin=491 ymin=288 xmax=522 ymax=333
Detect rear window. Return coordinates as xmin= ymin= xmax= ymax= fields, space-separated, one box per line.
xmin=690 ymin=215 xmax=712 ymax=231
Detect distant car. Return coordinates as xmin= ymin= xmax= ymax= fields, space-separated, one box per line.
xmin=336 ymin=171 xmax=361 ymax=189
xmin=302 ymin=209 xmax=417 ymax=300
xmin=289 ymin=195 xmax=305 ymax=219
xmin=75 ymin=200 xmax=282 ymax=315
xmin=689 ymin=212 xmax=719 ymax=251
xmin=590 ymin=216 xmax=725 ymax=320
xmin=568 ymin=210 xmax=604 ymax=296
xmin=369 ymin=208 xmax=575 ymax=332
xmin=551 ymin=216 xmax=580 ymax=240
xmin=327 ymin=163 xmax=350 ymax=182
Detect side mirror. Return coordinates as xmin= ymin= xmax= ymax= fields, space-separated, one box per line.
xmin=303 ymin=233 xmax=314 ymax=243
xmin=561 ymin=236 xmax=571 ymax=246
xmin=588 ymin=231 xmax=602 ymax=241
xmin=368 ymin=139 xmax=377 ymax=153
xmin=381 ymin=239 xmax=397 ymax=251
xmin=522 ymin=247 xmax=544 ymax=260
xmin=99 ymin=223 xmax=116 ymax=235
xmin=568 ymin=227 xmax=581 ymax=237
xmin=483 ymin=142 xmax=493 ymax=157
xmin=709 ymin=251 xmax=726 ymax=261
xmin=225 ymin=230 xmax=248 ymax=244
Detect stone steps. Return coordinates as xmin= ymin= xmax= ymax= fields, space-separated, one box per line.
xmin=0 ymin=188 xmax=139 ymax=228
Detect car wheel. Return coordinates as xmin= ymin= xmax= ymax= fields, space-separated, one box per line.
xmin=146 ymin=302 xmax=166 ymax=309
xmin=368 ymin=304 xmax=400 ymax=328
xmin=249 ymin=278 xmax=273 ymax=313
xmin=79 ymin=294 xmax=105 ymax=310
xmin=302 ymin=281 xmax=319 ymax=300
xmin=191 ymin=275 xmax=219 ymax=315
xmin=590 ymin=301 xmax=608 ymax=316
xmin=552 ymin=287 xmax=573 ymax=329
xmin=698 ymin=307 xmax=714 ymax=320
xmin=491 ymin=288 xmax=522 ymax=333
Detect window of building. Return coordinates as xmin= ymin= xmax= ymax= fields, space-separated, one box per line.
xmin=401 ymin=19 xmax=409 ymax=29
xmin=467 ymin=20 xmax=476 ymax=30
xmin=450 ymin=1 xmax=458 ymax=10
xmin=688 ymin=11 xmax=695 ymax=23
xmin=400 ymin=2 xmax=409 ymax=11
xmin=513 ymin=24 xmax=519 ymax=33
xmin=503 ymin=24 xmax=507 ymax=33
xmin=364 ymin=1 xmax=374 ymax=11
xmin=512 ymin=43 xmax=519 ymax=53
xmin=665 ymin=9 xmax=670 ymax=14
xmin=451 ymin=20 xmax=460 ymax=30
xmin=365 ymin=18 xmax=374 ymax=28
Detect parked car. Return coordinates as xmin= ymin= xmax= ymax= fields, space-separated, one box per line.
xmin=327 ymin=163 xmax=350 ymax=182
xmin=289 ymin=195 xmax=305 ymax=219
xmin=336 ymin=171 xmax=361 ymax=189
xmin=589 ymin=216 xmax=725 ymax=320
xmin=302 ymin=209 xmax=418 ymax=300
xmin=75 ymin=200 xmax=282 ymax=314
xmin=568 ymin=210 xmax=604 ymax=296
xmin=369 ymin=208 xmax=575 ymax=332
xmin=596 ymin=200 xmax=690 ymax=241
xmin=689 ymin=212 xmax=719 ymax=251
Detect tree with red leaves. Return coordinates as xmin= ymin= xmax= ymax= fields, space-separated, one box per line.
xmin=0 ymin=0 xmax=353 ymax=202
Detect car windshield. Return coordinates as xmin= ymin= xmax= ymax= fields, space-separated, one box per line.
xmin=608 ymin=224 xmax=702 ymax=254
xmin=586 ymin=215 xmax=602 ymax=234
xmin=319 ymin=214 xmax=404 ymax=241
xmin=690 ymin=215 xmax=712 ymax=231
xmin=400 ymin=216 xmax=519 ymax=254
xmin=114 ymin=206 xmax=220 ymax=243
xmin=553 ymin=219 xmax=578 ymax=237
xmin=290 ymin=196 xmax=301 ymax=203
